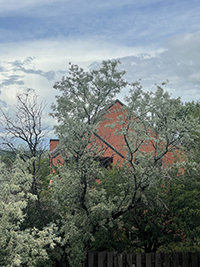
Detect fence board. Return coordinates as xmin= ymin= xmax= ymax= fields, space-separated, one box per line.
xmin=155 ymin=253 xmax=162 ymax=267
xmin=114 ymin=252 xmax=118 ymax=267
xmin=146 ymin=253 xmax=151 ymax=267
xmin=88 ymin=252 xmax=94 ymax=267
xmin=118 ymin=254 xmax=123 ymax=267
xmin=173 ymin=253 xmax=179 ymax=267
xmin=136 ymin=253 xmax=142 ymax=267
xmin=107 ymin=252 xmax=114 ymax=267
xmin=126 ymin=253 xmax=132 ymax=267
xmin=98 ymin=252 xmax=106 ymax=267
xmin=182 ymin=253 xmax=189 ymax=267
xmin=191 ymin=253 xmax=198 ymax=267
xmin=132 ymin=253 xmax=136 ymax=267
xmin=164 ymin=253 xmax=171 ymax=267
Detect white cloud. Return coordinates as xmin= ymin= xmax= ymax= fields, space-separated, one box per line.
xmin=166 ymin=32 xmax=200 ymax=63
xmin=0 ymin=37 xmax=160 ymax=69
xmin=0 ymin=31 xmax=199 ymax=134
xmin=0 ymin=37 xmax=163 ymax=134
xmin=0 ymin=37 xmax=155 ymax=110
xmin=116 ymin=32 xmax=200 ymax=103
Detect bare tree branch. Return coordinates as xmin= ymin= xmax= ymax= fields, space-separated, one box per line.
xmin=0 ymin=91 xmax=49 ymax=226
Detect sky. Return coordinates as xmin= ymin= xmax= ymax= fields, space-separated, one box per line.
xmin=0 ymin=0 xmax=200 ymax=136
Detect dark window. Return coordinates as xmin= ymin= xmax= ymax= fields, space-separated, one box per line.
xmin=95 ymin=157 xmax=113 ymax=169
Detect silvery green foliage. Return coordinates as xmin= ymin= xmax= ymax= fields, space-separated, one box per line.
xmin=51 ymin=61 xmax=128 ymax=266
xmin=51 ymin=164 xmax=125 ymax=267
xmin=116 ymin=85 xmax=199 ymax=196
xmin=51 ymin=60 xmax=127 ymax=161
xmin=0 ymin=157 xmax=60 ymax=267
xmin=51 ymin=61 xmax=199 ymax=266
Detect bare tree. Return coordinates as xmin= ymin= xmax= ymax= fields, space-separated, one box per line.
xmin=0 ymin=91 xmax=49 ymax=226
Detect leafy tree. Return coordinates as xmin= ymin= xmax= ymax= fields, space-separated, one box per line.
xmin=20 ymin=156 xmax=58 ymax=230
xmin=90 ymin=167 xmax=186 ymax=253
xmin=50 ymin=60 xmax=127 ymax=266
xmin=105 ymin=92 xmax=199 ymax=253
xmin=122 ymin=180 xmax=187 ymax=253
xmin=50 ymin=61 xmax=198 ymax=266
xmin=114 ymin=99 xmax=200 ymax=253
xmin=165 ymin=100 xmax=200 ymax=251
xmin=185 ymin=100 xmax=200 ymax=156
xmin=0 ymin=157 xmax=60 ymax=267
xmin=0 ymin=151 xmax=16 ymax=168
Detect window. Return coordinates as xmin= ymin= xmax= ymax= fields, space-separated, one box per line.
xmin=95 ymin=157 xmax=113 ymax=169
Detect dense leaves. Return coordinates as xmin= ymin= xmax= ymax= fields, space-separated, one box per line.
xmin=0 ymin=158 xmax=60 ymax=267
xmin=0 ymin=61 xmax=199 ymax=266
xmin=50 ymin=61 xmax=199 ymax=266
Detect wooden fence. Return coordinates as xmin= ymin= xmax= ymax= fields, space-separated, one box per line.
xmin=86 ymin=252 xmax=200 ymax=267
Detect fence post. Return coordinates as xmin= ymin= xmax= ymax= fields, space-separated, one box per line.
xmin=107 ymin=252 xmax=114 ymax=267
xmin=146 ymin=253 xmax=151 ymax=267
xmin=182 ymin=253 xmax=189 ymax=267
xmin=88 ymin=252 xmax=94 ymax=267
xmin=117 ymin=254 xmax=123 ymax=267
xmin=136 ymin=253 xmax=142 ymax=267
xmin=126 ymin=253 xmax=132 ymax=267
xmin=155 ymin=253 xmax=162 ymax=267
xmin=191 ymin=253 xmax=198 ymax=267
xmin=173 ymin=252 xmax=179 ymax=267
xmin=164 ymin=253 xmax=172 ymax=267
xmin=98 ymin=252 xmax=106 ymax=267
xmin=114 ymin=252 xmax=118 ymax=267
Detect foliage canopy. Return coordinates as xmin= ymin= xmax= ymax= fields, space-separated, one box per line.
xmin=0 ymin=61 xmax=199 ymax=266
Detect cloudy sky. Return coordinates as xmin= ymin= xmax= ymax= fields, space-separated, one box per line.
xmin=0 ymin=0 xmax=200 ymax=133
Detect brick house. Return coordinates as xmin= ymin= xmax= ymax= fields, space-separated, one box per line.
xmin=50 ymin=99 xmax=179 ymax=169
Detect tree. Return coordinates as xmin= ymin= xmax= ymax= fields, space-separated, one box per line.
xmin=51 ymin=60 xmax=127 ymax=163
xmin=0 ymin=157 xmax=60 ymax=267
xmin=0 ymin=91 xmax=49 ymax=227
xmin=120 ymin=179 xmax=187 ymax=253
xmin=89 ymin=166 xmax=187 ymax=253
xmin=165 ymin=100 xmax=200 ymax=251
xmin=50 ymin=61 xmax=198 ymax=266
xmin=102 ymin=89 xmax=199 ymax=253
xmin=119 ymin=99 xmax=200 ymax=253
xmin=50 ymin=60 xmax=128 ymax=266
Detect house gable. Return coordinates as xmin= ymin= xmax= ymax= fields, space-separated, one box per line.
xmin=50 ymin=99 xmax=182 ymax=169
